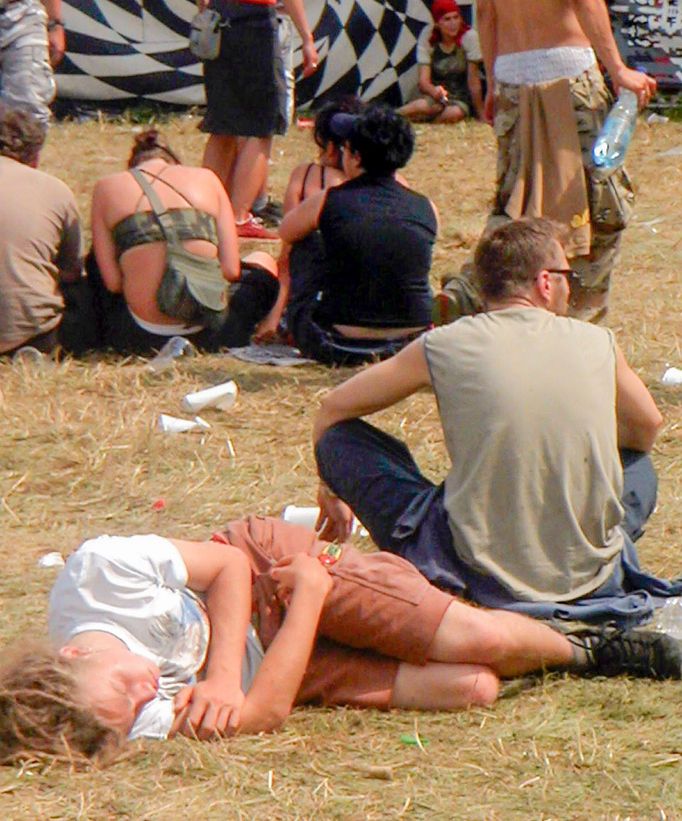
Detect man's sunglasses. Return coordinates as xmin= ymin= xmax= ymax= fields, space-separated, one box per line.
xmin=545 ymin=268 xmax=583 ymax=287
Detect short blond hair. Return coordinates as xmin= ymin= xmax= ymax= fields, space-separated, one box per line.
xmin=0 ymin=642 xmax=122 ymax=766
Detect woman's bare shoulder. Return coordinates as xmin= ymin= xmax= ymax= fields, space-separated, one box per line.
xmin=287 ymin=161 xmax=313 ymax=184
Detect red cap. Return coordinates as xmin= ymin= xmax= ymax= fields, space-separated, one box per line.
xmin=431 ymin=0 xmax=462 ymax=22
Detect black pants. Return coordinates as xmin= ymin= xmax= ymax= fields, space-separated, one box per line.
xmin=315 ymin=419 xmax=682 ymax=626
xmin=86 ymin=252 xmax=278 ymax=354
xmin=287 ymin=235 xmax=424 ymax=366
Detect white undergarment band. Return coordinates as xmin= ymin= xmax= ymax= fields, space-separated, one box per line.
xmin=495 ymin=47 xmax=596 ymax=85
xmin=129 ymin=308 xmax=203 ymax=336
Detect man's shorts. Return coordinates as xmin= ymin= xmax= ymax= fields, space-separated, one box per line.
xmin=199 ymin=5 xmax=287 ymax=138
xmin=214 ymin=516 xmax=455 ymax=709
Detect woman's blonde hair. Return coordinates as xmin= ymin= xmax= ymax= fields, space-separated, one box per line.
xmin=0 ymin=642 xmax=122 ymax=766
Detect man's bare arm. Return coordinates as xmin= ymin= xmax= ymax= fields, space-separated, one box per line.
xmin=281 ymin=0 xmax=319 ymax=77
xmin=475 ymin=0 xmax=497 ymax=124
xmin=615 ymin=345 xmax=663 ymax=452
xmin=467 ymin=62 xmax=485 ymax=120
xmin=236 ymin=556 xmax=331 ymax=734
xmin=312 ymin=339 xmax=432 ymax=541
xmin=42 ymin=0 xmax=65 ymax=66
xmin=171 ymin=539 xmax=254 ymax=738
xmin=572 ymin=0 xmax=656 ymax=104
xmin=313 ymin=338 xmax=432 ymax=446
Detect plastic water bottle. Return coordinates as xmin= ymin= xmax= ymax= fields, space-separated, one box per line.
xmin=592 ymin=89 xmax=638 ymax=175
xmin=147 ymin=336 xmax=197 ymax=372
xmin=648 ymin=597 xmax=682 ymax=640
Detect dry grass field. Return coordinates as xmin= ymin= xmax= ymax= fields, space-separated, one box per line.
xmin=0 ymin=108 xmax=680 ymax=819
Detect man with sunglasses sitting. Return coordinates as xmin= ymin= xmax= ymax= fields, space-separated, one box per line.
xmin=311 ymin=217 xmax=682 ymax=667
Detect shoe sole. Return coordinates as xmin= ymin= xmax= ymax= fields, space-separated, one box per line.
xmin=237 ymin=233 xmax=279 ymax=241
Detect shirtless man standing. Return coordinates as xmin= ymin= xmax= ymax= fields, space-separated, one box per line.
xmin=472 ymin=0 xmax=656 ymax=322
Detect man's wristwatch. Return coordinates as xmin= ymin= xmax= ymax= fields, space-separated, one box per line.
xmin=47 ymin=19 xmax=64 ymax=31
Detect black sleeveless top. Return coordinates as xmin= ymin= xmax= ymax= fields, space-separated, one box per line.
xmin=316 ymin=174 xmax=436 ymax=328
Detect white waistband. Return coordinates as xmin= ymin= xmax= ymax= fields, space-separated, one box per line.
xmin=129 ymin=308 xmax=203 ymax=336
xmin=495 ymin=47 xmax=596 ymax=85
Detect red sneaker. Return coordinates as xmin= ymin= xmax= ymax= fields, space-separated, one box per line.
xmin=236 ymin=213 xmax=278 ymax=241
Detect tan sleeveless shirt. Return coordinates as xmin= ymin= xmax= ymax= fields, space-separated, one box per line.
xmin=424 ymin=308 xmax=624 ymax=602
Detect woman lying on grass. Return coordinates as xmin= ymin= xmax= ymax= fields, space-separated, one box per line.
xmin=0 ymin=517 xmax=653 ymax=764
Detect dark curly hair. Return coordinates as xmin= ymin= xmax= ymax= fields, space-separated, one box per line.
xmin=0 ymin=104 xmax=46 ymax=165
xmin=0 ymin=642 xmax=122 ymax=767
xmin=347 ymin=104 xmax=414 ymax=176
xmin=127 ymin=128 xmax=181 ymax=168
xmin=313 ymin=95 xmax=364 ymax=151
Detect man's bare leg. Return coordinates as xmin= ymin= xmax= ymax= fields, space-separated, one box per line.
xmin=202 ymin=134 xmax=239 ymax=190
xmin=427 ymin=600 xmax=574 ymax=677
xmin=230 ymin=136 xmax=270 ymax=223
xmin=392 ymin=661 xmax=499 ymax=709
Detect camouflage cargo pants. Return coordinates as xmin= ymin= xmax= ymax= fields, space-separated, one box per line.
xmin=0 ymin=3 xmax=55 ymax=129
xmin=437 ymin=64 xmax=635 ymax=324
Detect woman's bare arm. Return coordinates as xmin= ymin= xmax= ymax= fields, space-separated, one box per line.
xmin=91 ymin=179 xmax=124 ymax=293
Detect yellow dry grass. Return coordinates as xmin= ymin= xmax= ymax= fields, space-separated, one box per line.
xmin=0 ymin=110 xmax=680 ymax=819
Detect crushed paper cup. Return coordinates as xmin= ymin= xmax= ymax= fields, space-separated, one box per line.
xmin=38 ymin=552 xmax=65 ymax=569
xmin=157 ymin=414 xmax=211 ymax=433
xmin=182 ymin=380 xmax=238 ymax=413
xmin=662 ymin=367 xmax=682 ymax=386
xmin=656 ymin=146 xmax=682 ymax=158
xmin=647 ymin=113 xmax=669 ymax=125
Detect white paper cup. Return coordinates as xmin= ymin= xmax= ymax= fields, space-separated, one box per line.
xmin=37 ymin=551 xmax=65 ymax=569
xmin=182 ymin=380 xmax=239 ymax=413
xmin=282 ymin=505 xmax=319 ymax=530
xmin=157 ymin=414 xmax=211 ymax=433
xmin=662 ymin=367 xmax=682 ymax=386
xmin=281 ymin=504 xmax=365 ymax=535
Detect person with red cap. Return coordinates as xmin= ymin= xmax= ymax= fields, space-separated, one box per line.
xmin=398 ymin=0 xmax=483 ymax=123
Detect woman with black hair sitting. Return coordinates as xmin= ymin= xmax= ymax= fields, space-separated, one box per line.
xmin=253 ymin=97 xmax=363 ymax=343
xmin=278 ymin=105 xmax=438 ymax=366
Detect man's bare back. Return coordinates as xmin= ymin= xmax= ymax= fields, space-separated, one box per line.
xmin=483 ymin=0 xmax=589 ymax=56
xmin=477 ymin=0 xmax=656 ymax=119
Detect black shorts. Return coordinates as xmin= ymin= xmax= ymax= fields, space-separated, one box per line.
xmin=200 ymin=7 xmax=287 ymax=138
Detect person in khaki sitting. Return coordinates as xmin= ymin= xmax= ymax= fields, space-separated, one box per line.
xmin=312 ymin=218 xmax=682 ymax=647
xmin=89 ymin=129 xmax=279 ymax=354
xmin=0 ymin=104 xmax=95 ymax=357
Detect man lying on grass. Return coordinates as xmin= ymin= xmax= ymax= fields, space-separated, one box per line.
xmin=1 ymin=516 xmax=679 ymax=764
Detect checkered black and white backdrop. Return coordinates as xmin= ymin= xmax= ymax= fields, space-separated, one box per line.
xmin=55 ymin=0 xmax=682 ymax=107
xmin=56 ymin=0 xmax=474 ymax=107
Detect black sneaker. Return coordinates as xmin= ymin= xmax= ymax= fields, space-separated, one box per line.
xmin=252 ymin=198 xmax=284 ymax=228
xmin=576 ymin=627 xmax=682 ymax=680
